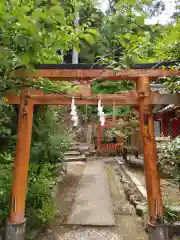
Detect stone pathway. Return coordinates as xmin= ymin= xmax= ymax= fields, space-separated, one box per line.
xmin=66 ymin=160 xmax=115 ymax=226
xmin=38 ymin=157 xmax=148 ymax=240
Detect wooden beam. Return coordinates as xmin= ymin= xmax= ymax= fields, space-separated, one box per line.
xmin=6 ymin=93 xmax=20 ymax=104
xmin=137 ymin=77 xmax=166 ymax=239
xmin=6 ymin=91 xmax=180 ymax=105
xmin=6 ymin=90 xmax=45 ymax=105
xmin=6 ymin=97 xmax=135 ymax=105
xmin=6 ymin=90 xmax=139 ymax=105
xmin=13 ymin=68 xmax=180 ymax=81
xmin=29 ymin=92 xmax=138 ymax=105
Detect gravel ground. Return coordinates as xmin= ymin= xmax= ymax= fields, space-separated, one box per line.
xmin=37 ymin=158 xmax=148 ymax=240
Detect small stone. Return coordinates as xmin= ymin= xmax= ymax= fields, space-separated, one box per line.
xmin=170 ymin=206 xmax=180 ymax=214
xmin=129 ymin=195 xmax=137 ymax=206
xmin=172 ymin=221 xmax=180 ymax=236
xmin=27 ymin=229 xmax=40 ymax=239
xmin=134 ymin=200 xmax=142 ymax=207
xmin=136 ymin=203 xmax=147 ymax=216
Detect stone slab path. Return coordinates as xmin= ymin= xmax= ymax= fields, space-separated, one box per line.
xmin=66 ymin=160 xmax=116 ymax=226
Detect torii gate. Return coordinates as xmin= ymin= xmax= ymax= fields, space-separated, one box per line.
xmin=5 ymin=64 xmax=180 ymax=239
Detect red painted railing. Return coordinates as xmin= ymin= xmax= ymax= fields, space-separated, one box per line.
xmin=100 ymin=143 xmax=121 ymax=153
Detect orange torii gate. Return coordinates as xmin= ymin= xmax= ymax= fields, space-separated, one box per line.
xmin=5 ymin=64 xmax=180 ymax=239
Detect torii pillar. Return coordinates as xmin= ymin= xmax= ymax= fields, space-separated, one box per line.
xmin=5 ymin=91 xmax=34 ymax=240
xmin=137 ymin=77 xmax=168 ymax=240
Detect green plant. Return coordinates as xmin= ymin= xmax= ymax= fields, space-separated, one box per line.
xmin=26 ymin=164 xmax=57 ymax=229
xmin=0 ymin=106 xmax=72 ymax=230
xmin=0 ymin=100 xmax=16 ymax=137
xmin=0 ymin=164 xmax=12 ymax=226
xmin=164 ymin=199 xmax=180 ymax=223
xmin=157 ymin=136 xmax=180 ymax=187
xmin=24 ymin=106 xmax=72 ymax=229
xmin=142 ymin=200 xmax=180 ymax=223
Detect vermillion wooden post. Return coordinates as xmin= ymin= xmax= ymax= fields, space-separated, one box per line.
xmin=137 ymin=77 xmax=168 ymax=240
xmin=5 ymin=91 xmax=34 ymax=240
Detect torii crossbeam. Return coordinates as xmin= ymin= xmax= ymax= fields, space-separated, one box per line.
xmin=5 ymin=64 xmax=180 ymax=240
xmin=6 ymin=91 xmax=180 ymax=105
xmin=14 ymin=63 xmax=180 ymax=81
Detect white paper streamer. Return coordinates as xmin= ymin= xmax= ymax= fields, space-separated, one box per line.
xmin=71 ymin=97 xmax=78 ymax=126
xmin=97 ymin=100 xmax=105 ymax=126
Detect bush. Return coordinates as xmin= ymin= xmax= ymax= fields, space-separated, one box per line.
xmin=26 ymin=164 xmax=56 ymax=230
xmin=157 ymin=136 xmax=180 ymax=186
xmin=0 ymin=163 xmax=12 ymax=226
xmin=0 ymin=106 xmax=72 ymax=232
xmin=25 ymin=107 xmax=71 ymax=229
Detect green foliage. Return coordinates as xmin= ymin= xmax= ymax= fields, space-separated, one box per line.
xmin=31 ymin=107 xmax=71 ymax=165
xmin=92 ymin=80 xmax=135 ymax=94
xmin=0 ymin=0 xmax=99 ymax=94
xmin=0 ymin=152 xmax=13 ymax=164
xmin=134 ymin=22 xmax=180 ymax=64
xmin=0 ymin=0 xmax=78 ymax=67
xmin=0 ymin=0 xmax=179 ymax=233
xmin=143 ymin=199 xmax=180 ymax=223
xmin=25 ymin=107 xmax=71 ymax=229
xmin=164 ymin=76 xmax=180 ymax=93
xmin=0 ymin=106 xmax=72 ymax=230
xmin=26 ymin=164 xmax=57 ymax=229
xmin=91 ymin=80 xmax=134 ymax=118
xmin=0 ymin=99 xmax=16 ymax=137
xmin=157 ymin=136 xmax=180 ymax=186
xmin=0 ymin=164 xmax=12 ymax=226
xmin=164 ymin=199 xmax=180 ymax=223
xmin=78 ymin=80 xmax=135 ymax=122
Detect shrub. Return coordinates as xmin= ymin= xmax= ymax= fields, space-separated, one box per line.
xmin=157 ymin=136 xmax=180 ymax=186
xmin=0 ymin=163 xmax=12 ymax=226
xmin=26 ymin=164 xmax=56 ymax=230
xmin=0 ymin=106 xmax=72 ymax=231
xmin=25 ymin=107 xmax=72 ymax=229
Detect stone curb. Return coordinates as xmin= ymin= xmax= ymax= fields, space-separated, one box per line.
xmin=115 ymin=156 xmax=180 ymax=238
xmin=115 ymin=157 xmax=147 ymax=201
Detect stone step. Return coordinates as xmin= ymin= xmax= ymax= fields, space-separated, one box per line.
xmin=90 ymin=150 xmax=96 ymax=155
xmin=69 ymin=146 xmax=79 ymax=151
xmin=64 ymin=151 xmax=81 ymax=156
xmin=78 ymin=144 xmax=90 ymax=151
xmin=84 ymin=151 xmax=90 ymax=156
xmin=64 ymin=155 xmax=87 ymax=162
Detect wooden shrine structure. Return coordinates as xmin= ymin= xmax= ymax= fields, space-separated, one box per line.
xmin=5 ymin=64 xmax=180 ymax=239
xmin=95 ymin=115 xmax=140 ymax=155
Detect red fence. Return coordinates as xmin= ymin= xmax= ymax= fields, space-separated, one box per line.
xmin=96 ymin=124 xmax=127 ymax=155
xmin=99 ymin=143 xmax=121 ymax=154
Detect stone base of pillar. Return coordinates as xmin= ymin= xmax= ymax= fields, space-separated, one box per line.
xmin=148 ymin=223 xmax=169 ymax=240
xmin=5 ymin=219 xmax=26 ymax=240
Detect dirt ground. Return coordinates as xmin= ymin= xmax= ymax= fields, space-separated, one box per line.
xmin=126 ymin=167 xmax=180 ymax=206
xmin=37 ymin=158 xmax=148 ymax=240
xmin=104 ymin=160 xmax=147 ymax=240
